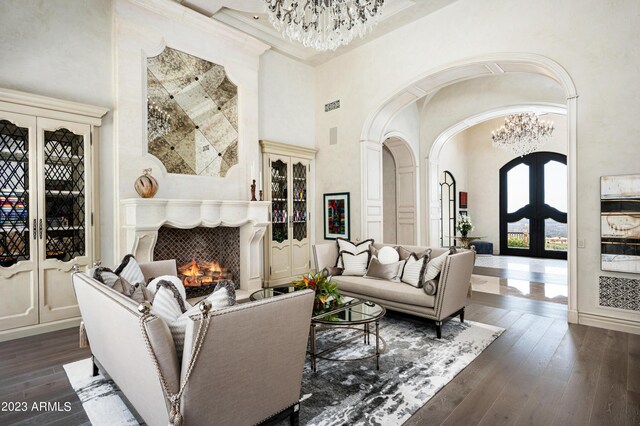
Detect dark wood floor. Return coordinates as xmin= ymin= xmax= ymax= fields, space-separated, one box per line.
xmin=1 ymin=292 xmax=638 ymax=425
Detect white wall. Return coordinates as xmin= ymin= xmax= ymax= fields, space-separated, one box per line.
xmin=259 ymin=50 xmax=315 ymax=148
xmin=0 ymin=0 xmax=115 ymax=264
xmin=314 ymin=0 xmax=640 ymax=328
xmin=385 ymin=103 xmax=420 ymax=158
xmin=447 ymin=114 xmax=568 ymax=253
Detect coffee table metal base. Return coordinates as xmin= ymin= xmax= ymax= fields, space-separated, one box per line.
xmin=309 ymin=320 xmax=385 ymax=372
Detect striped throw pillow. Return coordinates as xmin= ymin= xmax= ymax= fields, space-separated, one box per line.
xmin=114 ymin=254 xmax=145 ymax=285
xmin=401 ymin=252 xmax=430 ymax=288
xmin=340 ymin=250 xmax=370 ymax=276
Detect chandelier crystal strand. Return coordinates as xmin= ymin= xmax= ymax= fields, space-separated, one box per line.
xmin=491 ymin=113 xmax=554 ymax=157
xmin=265 ymin=0 xmax=385 ymax=51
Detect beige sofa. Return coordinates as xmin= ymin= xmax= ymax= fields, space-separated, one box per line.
xmin=72 ymin=260 xmax=314 ymax=426
xmin=313 ymin=243 xmax=475 ymax=338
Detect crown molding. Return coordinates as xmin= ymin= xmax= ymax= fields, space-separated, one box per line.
xmin=259 ymin=140 xmax=317 ymax=159
xmin=0 ymin=87 xmax=109 ymax=124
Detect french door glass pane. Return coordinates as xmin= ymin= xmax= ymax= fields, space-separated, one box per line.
xmin=507 ymin=218 xmax=530 ymax=249
xmin=0 ymin=120 xmax=30 ymax=267
xmin=271 ymin=159 xmax=288 ymax=243
xmin=544 ymin=218 xmax=568 ymax=252
xmin=507 ymin=163 xmax=529 ymax=213
xmin=292 ymin=162 xmax=307 ymax=241
xmin=43 ymin=128 xmax=85 ymax=261
xmin=544 ymin=160 xmax=567 ymax=211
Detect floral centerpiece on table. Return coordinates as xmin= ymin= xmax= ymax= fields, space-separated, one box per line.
xmin=293 ymin=270 xmax=342 ymax=310
xmin=456 ymin=215 xmax=474 ymax=237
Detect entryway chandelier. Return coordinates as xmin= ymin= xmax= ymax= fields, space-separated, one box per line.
xmin=264 ymin=0 xmax=385 ymax=51
xmin=491 ymin=113 xmax=554 ymax=157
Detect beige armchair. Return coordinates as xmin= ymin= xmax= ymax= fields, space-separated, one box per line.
xmin=73 ymin=261 xmax=314 ymax=426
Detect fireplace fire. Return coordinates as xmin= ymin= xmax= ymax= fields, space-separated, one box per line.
xmin=178 ymin=259 xmax=233 ymax=287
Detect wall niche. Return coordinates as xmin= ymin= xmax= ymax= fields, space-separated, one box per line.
xmin=146 ymin=46 xmax=238 ymax=177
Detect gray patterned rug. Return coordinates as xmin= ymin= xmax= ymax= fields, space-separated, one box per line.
xmin=64 ymin=316 xmax=503 ymax=426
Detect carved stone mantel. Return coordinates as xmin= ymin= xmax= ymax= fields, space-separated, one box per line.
xmin=121 ymin=199 xmax=271 ymax=299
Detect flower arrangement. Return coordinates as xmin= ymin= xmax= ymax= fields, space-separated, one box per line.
xmin=456 ymin=215 xmax=474 ymax=237
xmin=292 ymin=270 xmax=342 ymax=308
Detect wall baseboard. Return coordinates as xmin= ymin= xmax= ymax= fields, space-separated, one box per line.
xmin=0 ymin=317 xmax=81 ymax=343
xmin=567 ymin=309 xmax=578 ymax=323
xmin=579 ymin=312 xmax=640 ymax=335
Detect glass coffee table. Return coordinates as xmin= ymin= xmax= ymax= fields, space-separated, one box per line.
xmin=250 ymin=287 xmax=386 ymax=371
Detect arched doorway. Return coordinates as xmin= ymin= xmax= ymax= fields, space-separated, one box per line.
xmin=359 ymin=53 xmax=579 ymax=322
xmin=500 ymin=152 xmax=568 ymax=259
xmin=382 ymin=136 xmax=418 ymax=244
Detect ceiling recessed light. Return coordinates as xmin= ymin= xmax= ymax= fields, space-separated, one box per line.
xmin=253 ymin=15 xmax=260 ymax=20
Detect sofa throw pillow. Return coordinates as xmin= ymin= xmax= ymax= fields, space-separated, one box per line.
xmin=340 ymin=250 xmax=370 ymax=276
xmin=93 ymin=267 xmax=154 ymax=303
xmin=364 ymin=256 xmax=403 ymax=282
xmin=114 ymin=254 xmax=145 ymax=285
xmin=377 ymin=246 xmax=400 ymax=264
xmin=336 ymin=238 xmax=374 ymax=268
xmin=424 ymin=248 xmax=455 ymax=281
xmin=423 ymin=279 xmax=438 ymax=296
xmin=397 ymin=246 xmax=431 ymax=261
xmin=400 ymin=252 xmax=430 ymax=288
xmin=152 ymin=284 xmax=235 ymax=359
xmin=147 ymin=275 xmax=187 ymax=301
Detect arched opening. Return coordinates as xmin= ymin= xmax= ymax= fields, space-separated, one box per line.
xmin=360 ymin=53 xmax=578 ymax=322
xmin=382 ymin=135 xmax=418 ymax=244
xmin=439 ymin=171 xmax=456 ymax=247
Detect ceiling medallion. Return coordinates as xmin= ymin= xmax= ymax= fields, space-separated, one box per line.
xmin=264 ymin=0 xmax=385 ymax=51
xmin=491 ymin=113 xmax=555 ymax=157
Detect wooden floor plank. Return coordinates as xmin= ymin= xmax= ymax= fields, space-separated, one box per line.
xmin=552 ymin=326 xmax=609 ymax=426
xmin=588 ymin=330 xmax=628 ymax=426
xmin=627 ymin=390 xmax=640 ymax=426
xmin=477 ymin=318 xmax=569 ymax=425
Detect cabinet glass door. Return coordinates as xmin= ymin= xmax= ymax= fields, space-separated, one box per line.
xmin=0 ymin=112 xmax=38 ymax=331
xmin=37 ymin=118 xmax=90 ymax=323
xmin=292 ymin=162 xmax=307 ymax=241
xmin=271 ymin=158 xmax=289 ymax=243
xmin=42 ymin=127 xmax=86 ymax=261
xmin=0 ymin=120 xmax=33 ymax=267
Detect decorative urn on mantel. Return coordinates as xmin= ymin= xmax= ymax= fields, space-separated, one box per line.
xmin=134 ymin=168 xmax=159 ymax=198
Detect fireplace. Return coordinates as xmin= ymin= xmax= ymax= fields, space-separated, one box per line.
xmin=120 ymin=199 xmax=271 ymax=301
xmin=154 ymin=226 xmax=239 ymax=297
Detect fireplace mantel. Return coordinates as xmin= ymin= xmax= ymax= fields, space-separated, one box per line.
xmin=121 ymin=199 xmax=271 ymax=300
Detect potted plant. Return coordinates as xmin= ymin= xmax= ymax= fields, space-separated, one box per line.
xmin=456 ymin=215 xmax=474 ymax=237
xmin=292 ymin=270 xmax=342 ymax=311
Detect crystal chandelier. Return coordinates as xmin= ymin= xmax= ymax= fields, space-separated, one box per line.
xmin=491 ymin=113 xmax=554 ymax=157
xmin=147 ymin=97 xmax=171 ymax=140
xmin=264 ymin=0 xmax=385 ymax=51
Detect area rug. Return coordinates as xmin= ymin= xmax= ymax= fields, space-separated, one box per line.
xmin=64 ymin=316 xmax=503 ymax=425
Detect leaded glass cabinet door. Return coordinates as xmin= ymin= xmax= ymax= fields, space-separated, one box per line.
xmin=269 ymin=155 xmax=292 ymax=280
xmin=0 ymin=112 xmax=39 ymax=331
xmin=37 ymin=118 xmax=91 ymax=323
xmin=291 ymin=159 xmax=310 ymax=277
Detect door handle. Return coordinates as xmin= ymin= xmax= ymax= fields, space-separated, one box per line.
xmin=32 ymin=219 xmax=37 ymax=240
xmin=39 ymin=218 xmax=43 ymax=240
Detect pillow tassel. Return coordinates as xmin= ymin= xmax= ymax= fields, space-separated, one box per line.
xmin=79 ymin=321 xmax=89 ymax=348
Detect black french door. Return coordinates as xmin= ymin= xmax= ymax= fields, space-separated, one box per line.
xmin=500 ymin=152 xmax=568 ymax=259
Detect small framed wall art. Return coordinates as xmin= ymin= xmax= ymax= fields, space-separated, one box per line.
xmin=459 ymin=191 xmax=468 ymax=209
xmin=324 ymin=192 xmax=350 ymax=240
xmin=601 ymin=174 xmax=640 ymax=273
